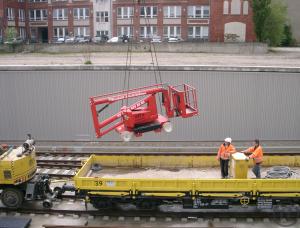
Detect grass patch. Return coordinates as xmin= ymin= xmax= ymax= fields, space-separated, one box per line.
xmin=84 ymin=60 xmax=92 ymax=64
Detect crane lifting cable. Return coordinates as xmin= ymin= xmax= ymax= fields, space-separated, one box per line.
xmin=89 ymin=0 xmax=199 ymax=141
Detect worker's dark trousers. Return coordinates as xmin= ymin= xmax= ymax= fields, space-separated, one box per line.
xmin=252 ymin=163 xmax=261 ymax=178
xmin=220 ymin=159 xmax=229 ymax=178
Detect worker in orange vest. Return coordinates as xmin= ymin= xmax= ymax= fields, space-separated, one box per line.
xmin=242 ymin=139 xmax=263 ymax=178
xmin=216 ymin=138 xmax=236 ymax=178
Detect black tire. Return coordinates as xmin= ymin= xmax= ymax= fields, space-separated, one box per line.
xmin=43 ymin=200 xmax=53 ymax=209
xmin=1 ymin=188 xmax=24 ymax=209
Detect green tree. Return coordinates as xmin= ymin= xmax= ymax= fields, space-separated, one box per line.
xmin=5 ymin=27 xmax=17 ymax=42
xmin=252 ymin=0 xmax=287 ymax=46
xmin=252 ymin=0 xmax=271 ymax=42
xmin=264 ymin=0 xmax=287 ymax=46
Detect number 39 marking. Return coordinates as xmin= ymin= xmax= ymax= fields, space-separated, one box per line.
xmin=94 ymin=181 xmax=103 ymax=186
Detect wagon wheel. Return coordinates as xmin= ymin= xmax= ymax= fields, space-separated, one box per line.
xmin=240 ymin=196 xmax=250 ymax=207
xmin=272 ymin=205 xmax=299 ymax=227
xmin=91 ymin=198 xmax=114 ymax=210
xmin=1 ymin=188 xmax=24 ymax=209
xmin=136 ymin=200 xmax=157 ymax=210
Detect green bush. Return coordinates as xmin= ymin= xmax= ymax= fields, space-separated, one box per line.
xmin=84 ymin=60 xmax=92 ymax=65
xmin=5 ymin=27 xmax=17 ymax=43
xmin=281 ymin=24 xmax=296 ymax=47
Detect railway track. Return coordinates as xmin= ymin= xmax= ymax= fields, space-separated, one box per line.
xmin=1 ymin=202 xmax=300 ymax=217
xmin=1 ymin=205 xmax=298 ymax=228
xmin=1 ymin=202 xmax=299 ymax=225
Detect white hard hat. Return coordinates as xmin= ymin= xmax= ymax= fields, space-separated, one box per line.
xmin=224 ymin=137 xmax=232 ymax=143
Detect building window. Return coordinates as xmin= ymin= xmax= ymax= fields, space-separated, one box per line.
xmin=140 ymin=6 xmax=157 ymax=18
xmin=19 ymin=27 xmax=26 ymax=39
xmin=18 ymin=9 xmax=25 ymax=21
xmin=140 ymin=26 xmax=157 ymax=38
xmin=163 ymin=26 xmax=181 ymax=38
xmin=18 ymin=0 xmax=25 ymax=2
xmin=117 ymin=7 xmax=133 ymax=19
xmin=30 ymin=9 xmax=47 ymax=21
xmin=188 ymin=6 xmax=210 ymax=18
xmin=96 ymin=11 xmax=109 ymax=22
xmin=6 ymin=8 xmax=15 ymax=21
xmin=117 ymin=26 xmax=132 ymax=37
xmin=73 ymin=8 xmax=90 ymax=20
xmin=188 ymin=26 xmax=209 ymax=40
xmin=231 ymin=0 xmax=241 ymax=15
xmin=29 ymin=0 xmax=47 ymax=2
xmin=96 ymin=30 xmax=109 ymax=37
xmin=163 ymin=6 xmax=181 ymax=18
xmin=223 ymin=1 xmax=229 ymax=15
xmin=74 ymin=27 xmax=90 ymax=36
xmin=53 ymin=27 xmax=68 ymax=38
xmin=243 ymin=1 xmax=249 ymax=15
xmin=53 ymin=8 xmax=68 ymax=20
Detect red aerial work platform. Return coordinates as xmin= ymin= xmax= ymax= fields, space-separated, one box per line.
xmin=90 ymin=83 xmax=198 ymax=141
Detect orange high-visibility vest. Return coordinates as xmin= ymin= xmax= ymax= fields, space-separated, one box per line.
xmin=217 ymin=144 xmax=236 ymax=160
xmin=247 ymin=145 xmax=263 ymax=164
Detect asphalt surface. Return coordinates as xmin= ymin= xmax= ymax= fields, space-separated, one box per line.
xmin=0 ymin=47 xmax=300 ymax=67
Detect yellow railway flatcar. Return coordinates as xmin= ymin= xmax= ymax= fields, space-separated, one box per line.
xmin=74 ymin=154 xmax=300 ymax=210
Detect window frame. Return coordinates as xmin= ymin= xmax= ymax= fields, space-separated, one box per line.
xmin=163 ymin=26 xmax=181 ymax=38
xmin=53 ymin=8 xmax=68 ymax=20
xmin=163 ymin=6 xmax=181 ymax=18
xmin=117 ymin=7 xmax=133 ymax=19
xmin=73 ymin=8 xmax=90 ymax=20
xmin=187 ymin=26 xmax=209 ymax=40
xmin=187 ymin=5 xmax=210 ymax=19
xmin=140 ymin=26 xmax=157 ymax=38
xmin=140 ymin=6 xmax=157 ymax=18
xmin=6 ymin=8 xmax=15 ymax=21
xmin=29 ymin=9 xmax=48 ymax=21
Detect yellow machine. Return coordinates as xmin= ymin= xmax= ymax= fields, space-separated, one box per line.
xmin=0 ymin=135 xmax=56 ymax=209
xmin=0 ymin=142 xmax=37 ymax=185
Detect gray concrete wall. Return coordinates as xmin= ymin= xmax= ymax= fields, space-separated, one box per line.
xmin=0 ymin=66 xmax=299 ymax=141
xmin=0 ymin=42 xmax=268 ymax=54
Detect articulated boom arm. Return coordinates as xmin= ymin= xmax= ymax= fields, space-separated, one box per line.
xmin=89 ymin=83 xmax=198 ymax=140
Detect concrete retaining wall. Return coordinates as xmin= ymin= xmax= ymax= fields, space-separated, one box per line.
xmin=0 ymin=65 xmax=299 ymax=141
xmin=0 ymin=42 xmax=268 ymax=54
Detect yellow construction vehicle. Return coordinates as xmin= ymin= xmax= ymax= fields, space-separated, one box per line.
xmin=0 ymin=135 xmax=57 ymax=209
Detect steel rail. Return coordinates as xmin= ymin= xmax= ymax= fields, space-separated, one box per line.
xmin=0 ymin=206 xmax=299 ymax=218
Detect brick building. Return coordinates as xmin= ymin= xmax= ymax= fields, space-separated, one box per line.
xmin=112 ymin=0 xmax=256 ymax=42
xmin=0 ymin=0 xmax=255 ymax=43
xmin=1 ymin=0 xmax=93 ymax=43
